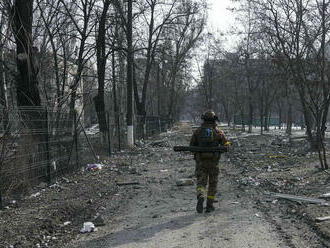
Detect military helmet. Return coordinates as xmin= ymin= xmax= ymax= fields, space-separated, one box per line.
xmin=201 ymin=110 xmax=219 ymax=122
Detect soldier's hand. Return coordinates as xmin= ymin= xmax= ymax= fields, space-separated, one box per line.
xmin=223 ymin=141 xmax=230 ymax=152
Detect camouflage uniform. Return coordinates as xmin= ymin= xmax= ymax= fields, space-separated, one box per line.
xmin=190 ymin=121 xmax=229 ymax=212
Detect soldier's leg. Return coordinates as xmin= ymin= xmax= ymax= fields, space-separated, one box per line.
xmin=206 ymin=162 xmax=219 ymax=212
xmin=195 ymin=160 xmax=208 ymax=213
xmin=195 ymin=160 xmax=208 ymax=197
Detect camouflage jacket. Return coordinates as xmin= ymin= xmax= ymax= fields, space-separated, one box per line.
xmin=190 ymin=122 xmax=229 ymax=160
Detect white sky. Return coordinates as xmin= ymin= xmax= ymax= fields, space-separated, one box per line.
xmin=207 ymin=0 xmax=234 ymax=32
xmin=206 ymin=0 xmax=238 ymax=50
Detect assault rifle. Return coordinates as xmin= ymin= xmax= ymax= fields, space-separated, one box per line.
xmin=173 ymin=146 xmax=228 ymax=153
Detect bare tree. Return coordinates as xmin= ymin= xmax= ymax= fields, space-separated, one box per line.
xmin=94 ymin=0 xmax=112 ymax=142
xmin=253 ymin=0 xmax=330 ymax=168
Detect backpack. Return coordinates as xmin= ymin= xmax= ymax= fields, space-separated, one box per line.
xmin=196 ymin=127 xmax=219 ymax=159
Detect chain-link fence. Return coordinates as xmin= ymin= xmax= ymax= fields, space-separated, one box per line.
xmin=135 ymin=115 xmax=173 ymax=140
xmin=0 ymin=107 xmax=101 ymax=208
xmin=0 ymin=108 xmax=173 ymax=207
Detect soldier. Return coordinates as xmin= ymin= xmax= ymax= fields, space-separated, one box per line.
xmin=190 ymin=110 xmax=230 ymax=213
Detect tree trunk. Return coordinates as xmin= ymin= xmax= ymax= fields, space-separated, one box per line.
xmin=94 ymin=0 xmax=111 ymax=138
xmin=126 ymin=0 xmax=134 ymax=146
xmin=112 ymin=49 xmax=121 ymax=150
xmin=248 ymin=99 xmax=253 ymax=133
xmin=286 ymin=103 xmax=292 ymax=135
xmin=13 ymin=0 xmax=41 ymax=108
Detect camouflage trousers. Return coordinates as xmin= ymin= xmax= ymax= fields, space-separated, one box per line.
xmin=195 ymin=159 xmax=219 ymax=201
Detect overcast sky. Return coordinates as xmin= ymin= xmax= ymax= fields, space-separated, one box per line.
xmin=206 ymin=0 xmax=238 ymax=50
xmin=207 ymin=0 xmax=235 ymax=32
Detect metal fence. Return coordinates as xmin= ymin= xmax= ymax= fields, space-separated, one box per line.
xmin=0 ymin=107 xmax=101 ymax=208
xmin=0 ymin=108 xmax=173 ymax=207
xmin=135 ymin=115 xmax=173 ymax=140
xmin=234 ymin=115 xmax=280 ymax=126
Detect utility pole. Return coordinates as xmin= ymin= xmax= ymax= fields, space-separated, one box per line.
xmin=126 ymin=0 xmax=134 ymax=146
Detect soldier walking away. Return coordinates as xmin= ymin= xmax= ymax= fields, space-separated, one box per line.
xmin=190 ymin=110 xmax=230 ymax=213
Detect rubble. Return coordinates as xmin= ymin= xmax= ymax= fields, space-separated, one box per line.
xmin=267 ymin=192 xmax=329 ymax=205
xmin=80 ymin=222 xmax=97 ymax=233
xmin=320 ymin=192 xmax=330 ymax=198
xmin=176 ymin=178 xmax=194 ymax=186
xmin=93 ymin=214 xmax=105 ymax=227
xmin=315 ymin=216 xmax=330 ymax=222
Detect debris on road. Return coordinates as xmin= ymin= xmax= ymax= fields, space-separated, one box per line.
xmin=315 ymin=216 xmax=330 ymax=222
xmin=116 ymin=181 xmax=140 ymax=186
xmin=148 ymin=139 xmax=170 ymax=147
xmin=267 ymin=192 xmax=329 ymax=205
xmin=30 ymin=192 xmax=41 ymax=198
xmin=240 ymin=176 xmax=260 ymax=186
xmin=320 ymin=192 xmax=330 ymax=199
xmin=93 ymin=214 xmax=105 ymax=227
xmin=268 ymin=155 xmax=287 ymax=159
xmin=63 ymin=221 xmax=71 ymax=226
xmin=87 ymin=163 xmax=103 ymax=171
xmin=80 ymin=222 xmax=97 ymax=233
xmin=176 ymin=178 xmax=194 ymax=186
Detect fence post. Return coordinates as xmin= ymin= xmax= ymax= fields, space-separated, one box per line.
xmin=0 ymin=179 xmax=2 ymax=209
xmin=107 ymin=112 xmax=111 ymax=156
xmin=144 ymin=117 xmax=147 ymax=138
xmin=45 ymin=109 xmax=51 ymax=184
xmin=74 ymin=111 xmax=79 ymax=169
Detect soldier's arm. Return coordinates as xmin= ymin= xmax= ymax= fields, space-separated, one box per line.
xmin=216 ymin=128 xmax=230 ymax=147
xmin=190 ymin=130 xmax=198 ymax=146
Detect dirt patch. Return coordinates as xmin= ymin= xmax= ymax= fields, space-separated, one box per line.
xmin=226 ymin=127 xmax=330 ymax=247
xmin=0 ymin=153 xmax=140 ymax=248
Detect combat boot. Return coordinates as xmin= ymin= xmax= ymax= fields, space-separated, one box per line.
xmin=196 ymin=194 xmax=204 ymax=213
xmin=205 ymin=199 xmax=215 ymax=213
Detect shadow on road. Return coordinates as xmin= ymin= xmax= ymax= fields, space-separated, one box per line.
xmin=80 ymin=211 xmax=203 ymax=247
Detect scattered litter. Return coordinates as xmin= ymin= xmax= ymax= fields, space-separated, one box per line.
xmin=87 ymin=164 xmax=103 ymax=171
xmin=116 ymin=181 xmax=140 ymax=186
xmin=229 ymin=202 xmax=240 ymax=204
xmin=62 ymin=177 xmax=70 ymax=183
xmin=152 ymin=214 xmax=159 ymax=218
xmin=49 ymin=183 xmax=58 ymax=188
xmin=272 ymin=200 xmax=278 ymax=204
xmin=160 ymin=169 xmax=168 ymax=172
xmin=240 ymin=176 xmax=260 ymax=186
xmin=148 ymin=140 xmax=170 ymax=147
xmin=80 ymin=222 xmax=97 ymax=233
xmin=10 ymin=200 xmax=16 ymax=204
xmin=93 ymin=214 xmax=105 ymax=227
xmin=255 ymin=213 xmax=261 ymax=218
xmin=267 ymin=192 xmax=329 ymax=205
xmin=269 ymin=155 xmax=287 ymax=159
xmin=63 ymin=221 xmax=71 ymax=226
xmin=315 ymin=216 xmax=330 ymax=222
xmin=30 ymin=192 xmax=41 ymax=198
xmin=176 ymin=178 xmax=194 ymax=186
xmin=320 ymin=193 xmax=330 ymax=199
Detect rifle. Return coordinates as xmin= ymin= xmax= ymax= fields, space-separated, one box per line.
xmin=173 ymin=146 xmax=228 ymax=153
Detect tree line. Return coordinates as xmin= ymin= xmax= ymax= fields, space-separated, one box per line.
xmin=0 ymin=0 xmax=206 ymax=146
xmin=194 ymin=0 xmax=330 ymax=169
